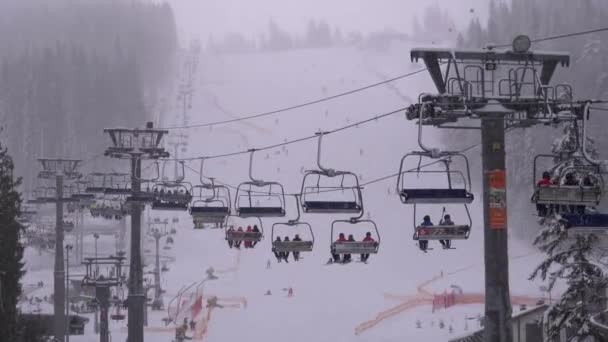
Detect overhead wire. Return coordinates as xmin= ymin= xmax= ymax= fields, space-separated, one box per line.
xmin=158 ymin=67 xmax=430 ymax=130
xmin=163 ymin=107 xmax=407 ymax=162
xmin=488 ymin=26 xmax=608 ymax=49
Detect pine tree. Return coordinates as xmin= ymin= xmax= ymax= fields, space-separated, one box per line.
xmin=530 ymin=222 xmax=606 ymax=340
xmin=530 ymin=123 xmax=607 ymax=340
xmin=0 ymin=143 xmax=25 ymax=341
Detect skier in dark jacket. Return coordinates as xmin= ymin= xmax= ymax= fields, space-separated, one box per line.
xmin=282 ymin=236 xmax=290 ymax=262
xmin=439 ymin=214 xmax=454 ymax=249
xmin=251 ymin=225 xmax=261 ymax=247
xmin=343 ymin=234 xmax=356 ymax=263
xmin=273 ymin=236 xmax=283 ymax=262
xmin=418 ymin=215 xmax=433 ymax=252
xmin=292 ymin=234 xmax=302 ymax=261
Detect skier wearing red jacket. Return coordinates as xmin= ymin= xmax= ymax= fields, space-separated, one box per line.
xmin=331 ymin=233 xmax=347 ymax=263
xmin=244 ymin=226 xmax=253 ymax=248
xmin=360 ymin=232 xmax=375 ymax=262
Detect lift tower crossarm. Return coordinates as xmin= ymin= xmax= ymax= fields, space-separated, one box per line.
xmin=410 ymin=47 xmax=570 ymax=96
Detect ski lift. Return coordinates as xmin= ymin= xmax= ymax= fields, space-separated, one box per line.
xmin=330 ymin=207 xmax=380 ymax=257
xmin=71 ymin=180 xmax=95 ymax=201
xmin=151 ymin=181 xmax=192 ymax=211
xmin=272 ymin=195 xmax=315 ymax=254
xmin=85 ymin=173 xmax=108 ymax=194
xmin=397 ymin=151 xmax=474 ymax=204
xmin=531 ymin=154 xmax=603 ymax=207
xmin=300 ymin=132 xmax=363 ymax=214
xmin=104 ymin=172 xmax=132 ymax=195
xmin=63 ymin=219 xmax=75 ymax=233
xmin=110 ymin=290 xmax=126 ymax=321
xmin=190 ymin=159 xmax=231 ymax=228
xmin=413 ymin=205 xmax=472 ymax=243
xmin=235 ymin=150 xmax=286 ymax=218
xmin=225 ymin=216 xmax=264 ymax=244
xmin=125 ymin=161 xmax=160 ymax=204
xmin=150 ymin=161 xmax=192 ymax=211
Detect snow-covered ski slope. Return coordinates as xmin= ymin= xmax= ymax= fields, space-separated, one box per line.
xmin=25 ymin=42 xmax=550 ymax=342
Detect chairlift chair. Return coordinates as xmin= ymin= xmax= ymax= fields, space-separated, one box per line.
xmin=531 ymin=154 xmax=603 ymax=207
xmin=329 ymin=193 xmax=380 ymax=256
xmin=397 ymin=151 xmax=474 ymax=204
xmin=151 ymin=181 xmax=193 ymax=211
xmin=271 ymin=195 xmax=315 ymax=254
xmin=85 ymin=173 xmax=108 ymax=194
xmin=300 ymin=133 xmax=363 ymax=214
xmin=190 ymin=159 xmax=232 ymax=227
xmin=331 ymin=218 xmax=380 ymax=256
xmin=104 ymin=172 xmax=132 ymax=195
xmin=413 ymin=205 xmax=472 ymax=241
xmin=560 ymin=213 xmax=608 ymax=235
xmin=225 ymin=216 xmax=264 ymax=243
xmin=235 ymin=150 xmax=286 ymax=218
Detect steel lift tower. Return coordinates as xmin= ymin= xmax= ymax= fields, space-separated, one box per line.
xmin=103 ymin=122 xmax=169 ymax=342
xmin=406 ymin=36 xmax=586 ymax=341
xmin=29 ymin=158 xmax=82 ymax=342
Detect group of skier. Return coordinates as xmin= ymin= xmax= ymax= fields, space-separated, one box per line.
xmin=330 ymin=231 xmax=376 ymax=264
xmin=417 ymin=214 xmax=454 ymax=252
xmin=536 ymin=171 xmax=596 ymax=217
xmin=226 ymin=225 xmax=261 ymax=249
xmin=273 ymin=234 xmax=303 ymax=262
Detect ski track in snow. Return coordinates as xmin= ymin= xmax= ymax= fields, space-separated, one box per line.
xmin=20 ymin=44 xmax=553 ymax=342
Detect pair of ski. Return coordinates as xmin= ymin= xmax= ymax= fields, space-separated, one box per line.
xmin=417 ymin=244 xmax=456 ymax=253
xmin=325 ymin=259 xmax=368 ymax=265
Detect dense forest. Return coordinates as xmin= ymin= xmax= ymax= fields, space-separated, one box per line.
xmin=0 ymin=0 xmax=178 ymax=191
xmin=450 ymin=0 xmax=608 ymax=238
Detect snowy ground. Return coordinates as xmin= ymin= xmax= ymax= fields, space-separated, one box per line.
xmin=21 ymin=43 xmax=552 ymax=341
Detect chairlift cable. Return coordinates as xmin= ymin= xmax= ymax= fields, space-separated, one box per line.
xmin=159 ymin=68 xmax=430 ymax=130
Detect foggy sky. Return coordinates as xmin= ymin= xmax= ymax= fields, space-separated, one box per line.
xmin=167 ymin=0 xmax=488 ymax=40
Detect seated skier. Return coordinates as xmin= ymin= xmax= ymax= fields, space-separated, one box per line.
xmin=292 ymin=234 xmax=302 ymax=261
xmin=439 ymin=214 xmax=454 ymax=249
xmin=360 ymin=232 xmax=375 ymax=262
xmin=331 ymin=233 xmax=346 ymax=263
xmin=418 ymin=215 xmax=433 ymax=252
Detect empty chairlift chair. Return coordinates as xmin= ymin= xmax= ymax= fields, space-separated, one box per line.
xmin=235 ymin=150 xmax=286 ymax=218
xmin=397 ymin=151 xmax=474 ymax=204
xmin=85 ymin=173 xmax=111 ymax=194
xmin=300 ymin=132 xmax=363 ymax=214
xmin=272 ymin=195 xmax=315 ymax=255
xmin=189 ymin=159 xmax=231 ymax=228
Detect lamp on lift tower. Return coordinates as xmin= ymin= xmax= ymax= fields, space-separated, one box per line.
xmin=512 ymin=34 xmax=531 ymax=53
